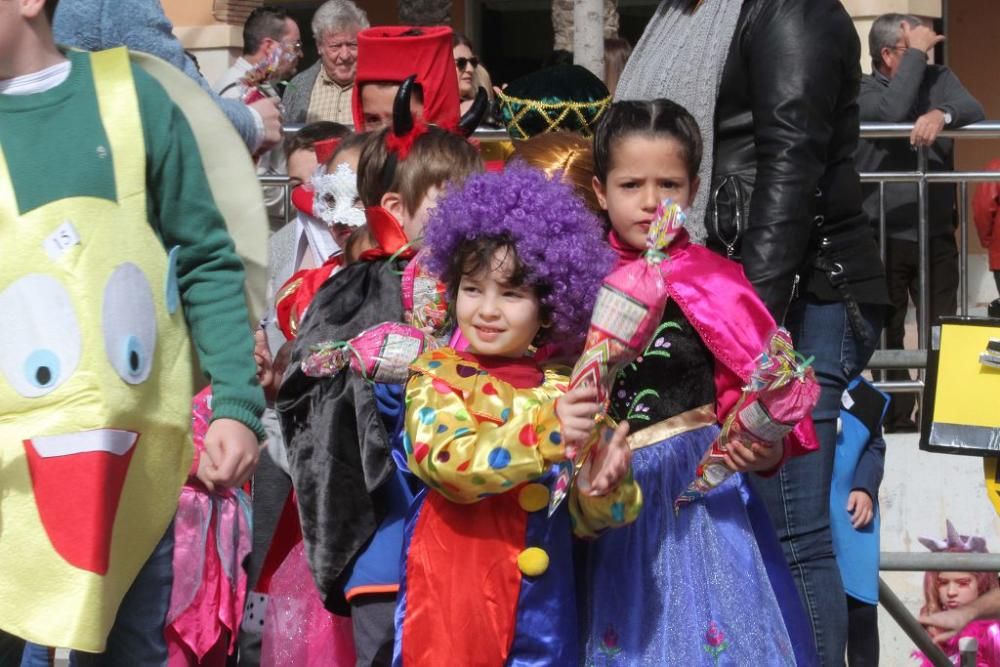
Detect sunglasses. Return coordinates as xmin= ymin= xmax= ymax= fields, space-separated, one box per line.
xmin=455 ymin=57 xmax=479 ymax=71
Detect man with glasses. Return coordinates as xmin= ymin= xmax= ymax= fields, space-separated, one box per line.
xmin=857 ymin=13 xmax=984 ymax=432
xmin=215 ymin=6 xmax=302 ymax=101
xmin=284 ymin=0 xmax=369 ymax=126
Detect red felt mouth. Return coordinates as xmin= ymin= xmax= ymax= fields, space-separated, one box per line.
xmin=24 ymin=430 xmax=138 ymax=575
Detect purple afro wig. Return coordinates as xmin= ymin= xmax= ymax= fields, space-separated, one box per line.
xmin=423 ymin=163 xmax=614 ymax=340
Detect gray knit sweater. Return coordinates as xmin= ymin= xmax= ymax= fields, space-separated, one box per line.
xmin=54 ymin=0 xmax=261 ymax=151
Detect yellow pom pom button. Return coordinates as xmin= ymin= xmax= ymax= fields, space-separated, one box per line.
xmin=518 ymin=483 xmax=550 ymax=513
xmin=517 ymin=547 xmax=549 ymax=576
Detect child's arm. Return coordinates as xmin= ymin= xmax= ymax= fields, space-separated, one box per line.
xmin=404 ymin=372 xmax=566 ymax=504
xmin=133 ymin=68 xmax=265 ymax=487
xmin=846 ymin=431 xmax=885 ymax=530
xmin=136 ymin=68 xmax=266 ymax=445
xmin=852 ymin=432 xmax=886 ymax=501
xmin=920 ymin=588 xmax=1000 ymax=643
xmin=570 ymin=469 xmax=642 ymax=539
xmin=569 ymin=422 xmax=642 ymax=539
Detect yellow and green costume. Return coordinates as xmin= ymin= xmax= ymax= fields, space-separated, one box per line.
xmin=0 ymin=48 xmax=264 ymax=651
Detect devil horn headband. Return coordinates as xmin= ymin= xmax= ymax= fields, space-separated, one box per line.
xmin=393 ymin=74 xmax=417 ymax=138
xmin=457 ymin=86 xmax=489 ymax=137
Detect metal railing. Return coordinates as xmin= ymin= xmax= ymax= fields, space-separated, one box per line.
xmin=859 ymin=123 xmax=1000 ymax=667
xmin=860 ymin=121 xmax=1000 ymax=394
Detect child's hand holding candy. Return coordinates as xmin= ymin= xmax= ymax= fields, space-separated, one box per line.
xmin=722 ymin=435 xmax=784 ymax=473
xmin=578 ymin=421 xmax=632 ymax=496
xmin=556 ymin=384 xmax=603 ymax=456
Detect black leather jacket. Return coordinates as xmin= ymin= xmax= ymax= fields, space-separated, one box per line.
xmin=706 ymin=0 xmax=888 ymax=321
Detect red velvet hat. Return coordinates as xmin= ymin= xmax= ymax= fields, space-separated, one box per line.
xmin=351 ymin=25 xmax=460 ymax=131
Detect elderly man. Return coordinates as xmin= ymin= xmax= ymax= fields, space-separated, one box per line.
xmin=215 ymin=6 xmax=301 ymax=99
xmin=857 ymin=14 xmax=984 ymax=432
xmin=283 ymin=0 xmax=367 ymax=125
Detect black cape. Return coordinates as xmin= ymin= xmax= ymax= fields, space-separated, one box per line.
xmin=276 ymin=259 xmax=403 ymax=614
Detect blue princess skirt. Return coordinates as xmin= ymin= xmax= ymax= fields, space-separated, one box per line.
xmin=582 ymin=423 xmax=817 ymax=666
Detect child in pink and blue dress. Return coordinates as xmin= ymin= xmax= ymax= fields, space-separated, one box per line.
xmin=913 ymin=522 xmax=1000 ymax=666
xmin=392 ymin=164 xmax=642 ymax=666
xmin=581 ymin=99 xmax=821 ymax=665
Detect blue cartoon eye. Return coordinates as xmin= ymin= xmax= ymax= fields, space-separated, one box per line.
xmin=0 ymin=274 xmax=81 ymax=398
xmin=123 ymin=336 xmax=145 ymax=380
xmin=24 ymin=349 xmax=61 ymax=389
xmin=103 ymin=263 xmax=157 ymax=385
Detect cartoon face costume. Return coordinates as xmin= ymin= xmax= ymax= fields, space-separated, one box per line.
xmin=0 ymin=49 xmax=197 ymax=651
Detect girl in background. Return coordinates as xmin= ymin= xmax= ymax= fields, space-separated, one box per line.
xmin=913 ymin=522 xmax=1000 ymax=666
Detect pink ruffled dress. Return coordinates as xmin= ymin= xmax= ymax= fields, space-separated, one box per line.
xmin=913 ymin=620 xmax=1000 ymax=667
xmin=166 ymin=388 xmax=252 ymax=666
xmin=259 ymin=539 xmax=356 ymax=667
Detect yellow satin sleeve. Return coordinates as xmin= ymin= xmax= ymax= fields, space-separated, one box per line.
xmin=404 ymin=349 xmax=568 ymax=504
xmin=569 ymin=470 xmax=643 ymax=540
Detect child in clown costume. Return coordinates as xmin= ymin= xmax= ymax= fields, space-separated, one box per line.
xmin=0 ymin=1 xmax=265 ymax=663
xmin=392 ymin=164 xmax=642 ymax=666
xmin=276 ymin=43 xmax=487 ymax=663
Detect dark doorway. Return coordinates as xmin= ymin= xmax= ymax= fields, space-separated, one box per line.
xmin=475 ymin=0 xmax=657 ymax=87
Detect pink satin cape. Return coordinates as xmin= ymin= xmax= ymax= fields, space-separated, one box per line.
xmin=609 ymin=230 xmax=818 ymax=461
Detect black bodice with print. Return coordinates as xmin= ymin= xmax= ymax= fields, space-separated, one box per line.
xmin=608 ymin=299 xmax=716 ymax=430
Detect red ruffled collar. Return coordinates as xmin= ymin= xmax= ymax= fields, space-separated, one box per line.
xmin=456 ymin=350 xmax=543 ymax=388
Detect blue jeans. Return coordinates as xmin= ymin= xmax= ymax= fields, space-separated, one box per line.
xmin=21 ymin=522 xmax=174 ymax=667
xmin=750 ymin=297 xmax=881 ymax=667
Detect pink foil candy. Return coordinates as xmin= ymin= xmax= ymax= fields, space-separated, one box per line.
xmin=569 ymin=200 xmax=684 ymax=401
xmin=550 ymin=200 xmax=685 ymax=516
xmin=401 ymin=248 xmax=450 ymax=335
xmin=302 ymin=322 xmax=434 ymax=384
xmin=675 ymin=328 xmax=820 ymax=510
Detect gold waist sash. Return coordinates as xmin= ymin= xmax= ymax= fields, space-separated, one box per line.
xmin=627 ymin=404 xmax=717 ymax=451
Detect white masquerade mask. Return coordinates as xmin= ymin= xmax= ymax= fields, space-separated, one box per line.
xmin=312 ymin=162 xmax=365 ymax=228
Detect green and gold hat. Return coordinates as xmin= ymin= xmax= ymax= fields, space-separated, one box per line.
xmin=497 ymin=64 xmax=611 ymax=140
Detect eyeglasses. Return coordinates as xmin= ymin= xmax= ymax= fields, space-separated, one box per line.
xmin=284 ymin=40 xmax=303 ymax=54
xmin=455 ymin=57 xmax=479 ymax=71
xmin=324 ymin=41 xmax=358 ymax=52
